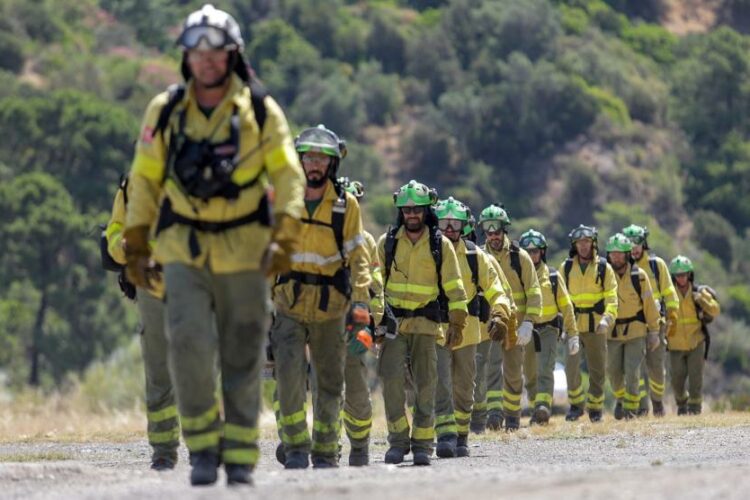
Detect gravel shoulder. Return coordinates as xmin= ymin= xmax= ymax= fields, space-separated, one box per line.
xmin=1 ymin=417 xmax=748 ymax=499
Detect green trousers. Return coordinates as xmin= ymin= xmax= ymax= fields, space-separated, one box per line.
xmin=502 ymin=344 xmax=525 ymax=418
xmin=164 ymin=263 xmax=268 ymax=466
xmin=639 ymin=327 xmax=666 ymax=411
xmin=378 ymin=333 xmax=437 ymax=453
xmin=533 ymin=326 xmax=559 ymax=410
xmin=669 ymin=342 xmax=705 ymax=408
xmin=271 ymin=312 xmax=346 ymax=459
xmin=136 ymin=288 xmax=179 ymax=462
xmin=343 ymin=350 xmax=373 ymax=451
xmin=435 ymin=344 xmax=477 ymax=438
xmin=484 ymin=339 xmax=505 ymax=419
xmin=565 ymin=331 xmax=607 ymax=411
xmin=607 ymin=337 xmax=646 ymax=412
xmin=470 ymin=339 xmax=492 ymax=427
xmin=524 ymin=336 xmax=538 ymax=408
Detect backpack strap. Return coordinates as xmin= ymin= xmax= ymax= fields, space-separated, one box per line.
xmin=549 ymin=269 xmax=559 ymax=301
xmin=509 ymin=240 xmax=524 ymax=289
xmin=563 ymin=258 xmax=573 ymax=290
xmin=331 ymin=195 xmax=347 ymax=260
xmin=464 ymin=240 xmax=480 ymax=289
xmin=383 ymin=226 xmax=399 ymax=287
xmin=430 ymin=228 xmax=449 ymax=323
xmin=152 ymin=84 xmax=186 ymax=140
xmin=249 ymin=78 xmax=268 ymax=131
xmin=596 ymin=256 xmax=607 ymax=287
xmin=648 ymin=255 xmax=660 ymax=285
xmin=630 ymin=263 xmax=643 ymax=299
xmin=119 ymin=174 xmax=129 ymax=207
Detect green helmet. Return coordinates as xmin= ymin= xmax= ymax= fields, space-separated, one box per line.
xmin=295 ymin=124 xmax=347 ymax=159
xmin=519 ymin=229 xmax=548 ymax=250
xmin=338 ymin=177 xmax=364 ymax=199
xmin=622 ymin=224 xmax=649 ymax=246
xmin=393 ymin=180 xmax=437 ymax=207
xmin=478 ymin=203 xmax=511 ymax=232
xmin=568 ymin=224 xmax=598 ymax=244
xmin=605 ymin=233 xmax=633 ymax=253
xmin=435 ymin=197 xmax=470 ymax=222
xmin=669 ymin=255 xmax=694 ymax=275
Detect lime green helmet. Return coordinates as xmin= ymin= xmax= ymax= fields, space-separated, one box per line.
xmin=669 ymin=255 xmax=694 ymax=275
xmin=605 ymin=233 xmax=633 ymax=253
xmin=622 ymin=224 xmax=649 ymax=247
xmin=435 ymin=197 xmax=470 ymax=222
xmin=519 ymin=229 xmax=548 ymax=250
xmin=478 ymin=203 xmax=511 ymax=233
xmin=295 ymin=124 xmax=347 ymax=159
xmin=338 ymin=177 xmax=364 ymax=199
xmin=393 ymin=180 xmax=438 ymax=207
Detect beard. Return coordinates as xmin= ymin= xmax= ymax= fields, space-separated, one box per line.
xmin=306 ymin=172 xmax=327 ymax=188
xmin=404 ymin=218 xmax=423 ymax=233
xmin=488 ymin=238 xmax=503 ymax=251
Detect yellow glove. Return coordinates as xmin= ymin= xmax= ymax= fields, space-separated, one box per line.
xmin=445 ymin=309 xmax=468 ymax=348
xmin=124 ymin=225 xmax=157 ymax=289
xmin=263 ymin=214 xmax=302 ymax=277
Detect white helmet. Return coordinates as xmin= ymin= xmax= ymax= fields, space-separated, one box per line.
xmin=177 ymin=4 xmax=244 ymax=51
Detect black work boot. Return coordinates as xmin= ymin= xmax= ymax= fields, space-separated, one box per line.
xmin=225 ymin=464 xmax=253 ymax=486
xmin=456 ymin=435 xmax=470 ymax=457
xmin=504 ymin=415 xmax=520 ymax=432
xmin=436 ymin=435 xmax=457 ymax=458
xmin=470 ymin=421 xmax=486 ymax=434
xmin=614 ymin=402 xmax=624 ymax=421
xmin=565 ymin=405 xmax=584 ymax=422
xmin=533 ymin=405 xmax=551 ymax=425
xmin=688 ymin=403 xmax=702 ymax=415
xmin=623 ymin=409 xmax=636 ymax=420
xmin=588 ymin=410 xmax=603 ymax=423
xmin=637 ymin=407 xmax=649 ymax=417
xmin=151 ymin=454 xmax=176 ymax=471
xmin=677 ymin=404 xmax=688 ymax=416
xmin=312 ymin=455 xmax=338 ymax=469
xmin=349 ymin=447 xmax=369 ymax=467
xmin=487 ymin=413 xmax=503 ymax=431
xmin=384 ymin=447 xmax=407 ymax=464
xmin=412 ymin=450 xmax=431 ymax=466
xmin=652 ymin=400 xmax=665 ymax=417
xmin=284 ymin=451 xmax=309 ymax=469
xmin=190 ymin=451 xmax=219 ymax=486
xmin=275 ymin=443 xmax=286 ymax=465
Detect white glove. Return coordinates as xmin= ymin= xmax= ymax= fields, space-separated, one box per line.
xmin=595 ymin=315 xmax=612 ymax=335
xmin=516 ymin=320 xmax=533 ymax=346
xmin=647 ymin=331 xmax=661 ymax=352
xmin=567 ymin=335 xmax=580 ymax=356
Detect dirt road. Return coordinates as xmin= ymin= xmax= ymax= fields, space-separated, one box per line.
xmin=1 ymin=416 xmax=748 ymax=499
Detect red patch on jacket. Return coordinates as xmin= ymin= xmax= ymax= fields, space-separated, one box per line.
xmin=141 ymin=126 xmax=154 ymax=144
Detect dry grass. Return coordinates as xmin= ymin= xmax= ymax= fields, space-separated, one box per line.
xmin=0 ymin=451 xmax=72 ymax=462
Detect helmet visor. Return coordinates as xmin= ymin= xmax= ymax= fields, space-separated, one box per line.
xmin=179 ymin=26 xmax=232 ymax=50
xmin=479 ymin=220 xmax=505 ymax=233
xmin=438 ymin=219 xmax=464 ymax=232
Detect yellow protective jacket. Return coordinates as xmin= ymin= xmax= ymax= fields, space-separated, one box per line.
xmin=668 ymin=283 xmax=721 ymax=352
xmin=635 ymin=251 xmax=679 ymax=316
xmin=364 ymin=230 xmax=385 ymax=326
xmin=485 ymin=238 xmax=542 ymax=323
xmin=438 ymin=239 xmax=512 ymax=350
xmin=104 ymin=179 xmax=165 ymax=299
xmin=377 ymin=227 xmax=468 ymax=337
xmin=535 ymin=263 xmax=578 ymax=336
xmin=126 ymin=75 xmax=305 ymax=273
xmin=610 ymin=263 xmax=661 ymax=341
xmin=480 ymin=252 xmax=517 ymax=342
xmin=558 ymin=253 xmax=618 ymax=333
xmin=273 ymin=181 xmax=370 ymax=322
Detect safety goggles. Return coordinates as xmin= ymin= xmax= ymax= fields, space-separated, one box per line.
xmin=438 ymin=219 xmax=464 ymax=232
xmin=178 ymin=26 xmax=233 ymax=50
xmin=479 ymin=220 xmax=505 ymax=233
xmin=569 ymin=227 xmax=596 ymax=241
xmin=520 ymin=236 xmax=545 ymax=250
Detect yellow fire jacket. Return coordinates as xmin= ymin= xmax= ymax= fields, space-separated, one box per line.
xmin=668 ymin=283 xmax=721 ymax=352
xmin=609 ymin=263 xmax=661 ymax=341
xmin=438 ymin=239 xmax=512 ymax=350
xmin=273 ymin=181 xmax=370 ymax=322
xmin=558 ymin=253 xmax=618 ymax=333
xmin=480 ymin=252 xmax=518 ymax=342
xmin=126 ymin=74 xmax=305 ymax=273
xmin=485 ymin=238 xmax=542 ymax=323
xmin=535 ymin=263 xmax=578 ymax=336
xmin=635 ymin=251 xmax=679 ymax=317
xmin=105 ymin=180 xmax=165 ymax=299
xmin=377 ymin=226 xmax=468 ymax=337
xmin=364 ymin=230 xmax=385 ymax=326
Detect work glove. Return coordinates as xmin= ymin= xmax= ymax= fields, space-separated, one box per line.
xmin=487 ymin=307 xmax=510 ymax=342
xmin=124 ymin=225 xmax=158 ymax=289
xmin=445 ymin=309 xmax=468 ymax=348
xmin=346 ymin=302 xmax=372 ymax=356
xmin=567 ymin=335 xmax=580 ymax=356
xmin=263 ymin=214 xmax=302 ymax=277
xmin=647 ymin=330 xmax=661 ymax=352
xmin=516 ymin=320 xmax=533 ymax=346
xmin=595 ymin=315 xmax=613 ymax=335
xmin=503 ymin=314 xmax=518 ymax=351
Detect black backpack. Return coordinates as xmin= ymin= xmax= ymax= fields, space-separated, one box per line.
xmin=465 ymin=240 xmax=490 ymax=322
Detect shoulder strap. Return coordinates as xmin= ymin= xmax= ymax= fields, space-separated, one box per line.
xmin=249 ymin=78 xmax=268 ymax=131
xmin=509 ymin=240 xmax=524 ymax=289
xmin=549 ymin=268 xmax=559 ymax=300
xmin=464 ymin=240 xmax=479 ymax=289
xmin=331 ymin=195 xmax=347 ymax=260
xmin=430 ymin=227 xmax=444 ymax=283
xmin=383 ymin=226 xmax=399 ymax=286
xmin=119 ymin=174 xmax=129 ymax=207
xmin=648 ymin=256 xmax=660 ymax=284
xmin=563 ymin=258 xmax=573 ymax=289
xmin=596 ymin=256 xmax=607 ymax=287
xmin=152 ymin=84 xmax=186 ymax=140
xmin=630 ymin=263 xmax=642 ymax=300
